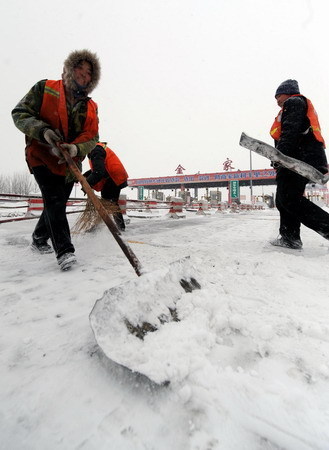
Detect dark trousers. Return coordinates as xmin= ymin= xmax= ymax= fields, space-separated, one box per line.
xmin=32 ymin=166 xmax=75 ymax=258
xmin=276 ymin=169 xmax=329 ymax=242
xmin=101 ymin=178 xmax=125 ymax=230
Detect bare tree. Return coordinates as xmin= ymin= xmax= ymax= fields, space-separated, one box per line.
xmin=0 ymin=174 xmax=12 ymax=194
xmin=0 ymin=171 xmax=40 ymax=195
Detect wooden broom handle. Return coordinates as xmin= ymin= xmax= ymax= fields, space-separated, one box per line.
xmin=57 ymin=144 xmax=143 ymax=276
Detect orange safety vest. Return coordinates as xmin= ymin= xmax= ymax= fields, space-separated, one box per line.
xmin=26 ymin=79 xmax=98 ymax=176
xmin=89 ymin=143 xmax=128 ymax=191
xmin=270 ymin=94 xmax=325 ymax=146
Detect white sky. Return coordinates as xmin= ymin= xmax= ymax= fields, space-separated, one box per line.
xmin=1 ymin=0 xmax=329 ymax=179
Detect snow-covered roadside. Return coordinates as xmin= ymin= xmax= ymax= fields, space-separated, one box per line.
xmin=1 ymin=208 xmax=329 ymax=449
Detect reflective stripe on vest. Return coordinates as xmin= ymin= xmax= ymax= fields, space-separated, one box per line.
xmin=89 ymin=143 xmax=128 ymax=191
xmin=270 ymin=95 xmax=325 ymax=146
xmin=41 ymin=80 xmax=69 ymax=139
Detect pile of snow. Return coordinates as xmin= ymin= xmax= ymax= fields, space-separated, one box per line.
xmin=1 ymin=208 xmax=329 ymax=449
xmin=0 ymin=201 xmax=28 ymax=218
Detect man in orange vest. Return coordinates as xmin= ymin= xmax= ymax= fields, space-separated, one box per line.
xmin=12 ymin=49 xmax=100 ymax=270
xmin=270 ymin=79 xmax=329 ymax=249
xmin=84 ymin=143 xmax=128 ymax=230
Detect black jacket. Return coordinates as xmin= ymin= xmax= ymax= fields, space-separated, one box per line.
xmin=275 ymin=96 xmax=327 ymax=174
xmin=85 ymin=145 xmax=108 ymax=187
xmin=84 ymin=144 xmax=128 ymax=190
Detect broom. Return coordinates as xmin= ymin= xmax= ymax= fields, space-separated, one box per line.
xmin=73 ymin=197 xmax=122 ymax=234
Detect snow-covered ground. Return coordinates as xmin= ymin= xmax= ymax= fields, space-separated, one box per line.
xmin=1 ymin=206 xmax=329 ymax=450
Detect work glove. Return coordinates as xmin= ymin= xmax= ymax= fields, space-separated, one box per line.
xmin=50 ymin=146 xmax=62 ymax=158
xmin=60 ymin=143 xmax=78 ymax=157
xmin=57 ymin=144 xmax=78 ymax=164
xmin=43 ymin=128 xmax=62 ymax=147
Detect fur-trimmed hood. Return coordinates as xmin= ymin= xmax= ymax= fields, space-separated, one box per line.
xmin=62 ymin=49 xmax=101 ymax=95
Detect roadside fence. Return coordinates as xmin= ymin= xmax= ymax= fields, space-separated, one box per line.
xmin=0 ymin=193 xmax=265 ymax=225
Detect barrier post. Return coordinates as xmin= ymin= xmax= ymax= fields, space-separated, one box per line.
xmin=196 ymin=199 xmax=210 ymax=215
xmin=119 ymin=194 xmax=130 ymax=224
xmin=25 ymin=198 xmax=44 ymax=217
xmin=230 ymin=202 xmax=239 ymax=213
xmin=167 ymin=197 xmax=185 ymax=219
xmin=145 ymin=199 xmax=157 ymax=212
xmin=216 ymin=202 xmax=225 ymax=213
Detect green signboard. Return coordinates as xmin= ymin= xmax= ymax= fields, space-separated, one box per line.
xmin=230 ymin=180 xmax=239 ymax=199
xmin=138 ymin=186 xmax=144 ymax=200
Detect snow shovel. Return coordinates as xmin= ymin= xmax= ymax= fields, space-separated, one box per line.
xmin=57 ymin=144 xmax=201 ymax=382
xmin=239 ymin=132 xmax=329 ymax=185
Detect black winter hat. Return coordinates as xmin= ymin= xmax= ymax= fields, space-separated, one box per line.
xmin=275 ymin=79 xmax=300 ymax=97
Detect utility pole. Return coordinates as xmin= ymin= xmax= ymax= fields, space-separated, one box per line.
xmin=250 ymin=150 xmax=253 ymax=203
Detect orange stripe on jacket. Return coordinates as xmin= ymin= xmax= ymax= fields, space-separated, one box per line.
xmin=270 ymin=94 xmax=325 ymax=146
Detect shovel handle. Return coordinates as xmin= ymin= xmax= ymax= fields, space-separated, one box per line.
xmin=57 ymin=143 xmax=143 ymax=276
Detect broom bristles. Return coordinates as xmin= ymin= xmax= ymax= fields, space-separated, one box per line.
xmin=73 ymin=198 xmax=121 ymax=234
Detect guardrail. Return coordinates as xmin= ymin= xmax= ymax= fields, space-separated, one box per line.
xmin=0 ymin=193 xmax=265 ymax=224
xmin=0 ymin=194 xmax=86 ymax=224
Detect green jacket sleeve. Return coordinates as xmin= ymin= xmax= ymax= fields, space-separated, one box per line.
xmin=11 ymin=80 xmax=50 ymax=142
xmin=75 ymin=131 xmax=99 ymax=159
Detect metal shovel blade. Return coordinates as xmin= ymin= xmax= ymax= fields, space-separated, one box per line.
xmin=89 ymin=258 xmax=201 ymax=385
xmin=239 ymin=132 xmax=329 ymax=185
